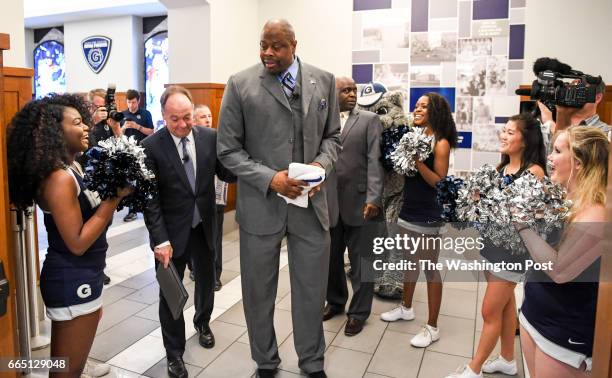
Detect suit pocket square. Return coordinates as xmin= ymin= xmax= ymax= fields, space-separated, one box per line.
xmin=318 ymin=99 xmax=328 ymax=111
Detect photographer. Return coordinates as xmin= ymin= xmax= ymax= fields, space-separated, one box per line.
xmin=121 ymin=89 xmax=154 ymax=142
xmin=120 ymin=89 xmax=154 ymax=222
xmin=88 ymin=88 xmax=122 ymax=144
xmin=85 ymin=88 xmax=122 ymax=285
xmin=522 ymin=59 xmax=610 ymax=150
xmin=541 ymin=79 xmax=610 ymax=137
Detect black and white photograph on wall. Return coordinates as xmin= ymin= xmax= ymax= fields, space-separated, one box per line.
xmin=410 ymin=32 xmax=457 ymax=64
xmin=455 ymin=97 xmax=473 ymax=130
xmin=457 ymin=57 xmax=486 ymax=96
xmin=374 ymin=63 xmax=409 ymax=90
xmin=453 ymin=149 xmax=473 ymax=172
xmin=473 ymin=97 xmax=493 ymax=124
xmin=410 ymin=64 xmax=441 ymax=87
xmin=486 ymin=55 xmax=508 ymax=95
xmin=473 ymin=123 xmax=501 ymax=152
xmin=458 ymin=37 xmax=492 ymax=58
xmin=361 ymin=10 xmax=410 ymax=49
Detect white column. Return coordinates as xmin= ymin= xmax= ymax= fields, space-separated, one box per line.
xmin=0 ymin=0 xmax=26 ymax=67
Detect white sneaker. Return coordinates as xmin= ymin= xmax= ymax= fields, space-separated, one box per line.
xmin=410 ymin=324 xmax=439 ymax=347
xmin=445 ymin=365 xmax=483 ymax=378
xmin=380 ymin=305 xmax=415 ymax=322
xmin=482 ymin=355 xmax=518 ymax=375
xmin=81 ymin=360 xmax=111 ymax=377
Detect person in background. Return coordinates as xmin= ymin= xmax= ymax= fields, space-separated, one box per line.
xmin=86 ymin=88 xmax=119 ymax=285
xmin=194 ymin=104 xmax=227 ymax=291
xmin=120 ymin=89 xmax=154 ymax=222
xmin=322 ymin=77 xmax=385 ymax=336
xmin=380 ymin=93 xmax=458 ymax=349
xmin=7 ymin=94 xmax=131 ymax=377
xmin=446 ymin=113 xmax=546 ymax=378
xmin=88 ymin=88 xmax=121 ymax=145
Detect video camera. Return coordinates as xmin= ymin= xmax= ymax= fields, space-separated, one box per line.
xmin=515 ymin=58 xmax=602 ymax=111
xmin=105 ymin=83 xmax=124 ymax=122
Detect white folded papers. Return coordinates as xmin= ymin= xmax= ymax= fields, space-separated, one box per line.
xmin=278 ymin=162 xmax=326 ymax=208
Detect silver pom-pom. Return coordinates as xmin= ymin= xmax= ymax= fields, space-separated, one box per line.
xmin=390 ymin=127 xmax=433 ymax=176
xmin=455 ymin=166 xmax=572 ymax=254
xmin=504 ymin=172 xmax=572 ymax=234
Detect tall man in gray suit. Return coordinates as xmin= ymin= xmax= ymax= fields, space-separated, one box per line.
xmin=323 ymin=77 xmax=385 ymax=335
xmin=217 ymin=19 xmax=340 ymax=378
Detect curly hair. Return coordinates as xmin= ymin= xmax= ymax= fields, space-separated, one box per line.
xmin=7 ymin=93 xmax=93 ymax=211
xmin=422 ymin=92 xmax=458 ymax=148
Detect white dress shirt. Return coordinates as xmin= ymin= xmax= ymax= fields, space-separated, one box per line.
xmin=155 ymin=130 xmax=198 ymax=249
xmin=170 ymin=130 xmax=197 ymax=175
xmin=340 ymin=111 xmax=350 ymax=132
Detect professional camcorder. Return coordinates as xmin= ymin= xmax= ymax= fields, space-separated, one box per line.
xmin=105 ymin=83 xmax=124 ymax=122
xmin=515 ymin=58 xmax=602 ymax=111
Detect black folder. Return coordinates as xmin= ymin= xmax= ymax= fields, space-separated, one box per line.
xmin=156 ymin=261 xmax=189 ymax=320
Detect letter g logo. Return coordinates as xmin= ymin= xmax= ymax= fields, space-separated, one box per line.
xmin=77 ymin=284 xmax=92 ymax=299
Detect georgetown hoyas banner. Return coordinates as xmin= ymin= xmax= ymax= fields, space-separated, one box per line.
xmin=82 ymin=36 xmax=112 ymax=74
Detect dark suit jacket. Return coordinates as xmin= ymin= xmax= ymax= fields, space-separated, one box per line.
xmin=142 ymin=126 xmax=235 ymax=257
xmin=327 ymin=108 xmax=384 ymax=227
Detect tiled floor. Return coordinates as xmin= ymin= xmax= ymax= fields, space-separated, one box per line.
xmin=31 ymin=208 xmax=526 ymax=377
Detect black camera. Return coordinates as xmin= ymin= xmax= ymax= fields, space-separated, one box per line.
xmin=516 ymin=58 xmax=602 ymax=111
xmin=105 ymin=84 xmax=124 ymax=122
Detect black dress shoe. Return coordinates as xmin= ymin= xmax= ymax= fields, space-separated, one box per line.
xmin=214 ymin=280 xmax=222 ymax=291
xmin=308 ymin=371 xmax=327 ymax=378
xmin=322 ymin=304 xmax=343 ymax=321
xmin=167 ymin=357 xmax=188 ymax=378
xmin=344 ymin=317 xmax=364 ymax=336
xmin=123 ymin=212 xmax=137 ymax=222
xmin=198 ymin=325 xmax=215 ymax=348
xmin=103 ymin=272 xmax=111 ymax=285
xmin=256 ymin=368 xmax=277 ymax=378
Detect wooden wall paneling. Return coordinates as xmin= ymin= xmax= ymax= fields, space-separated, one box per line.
xmin=0 ymin=33 xmax=22 ymax=377
xmin=592 ymin=141 xmax=612 ymax=377
xmin=166 ymin=83 xmax=235 ymax=211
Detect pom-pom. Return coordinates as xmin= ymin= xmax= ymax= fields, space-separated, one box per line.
xmin=503 ymin=172 xmax=571 ymax=234
xmin=454 ymin=166 xmax=571 ymax=254
xmin=436 ymin=176 xmax=464 ymax=222
xmin=381 ymin=124 xmax=410 ymax=171
xmin=390 ymin=127 xmax=433 ymax=176
xmin=84 ymin=136 xmax=157 ymax=212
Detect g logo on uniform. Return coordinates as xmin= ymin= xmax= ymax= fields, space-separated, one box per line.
xmin=77 ymin=284 xmax=92 ymax=299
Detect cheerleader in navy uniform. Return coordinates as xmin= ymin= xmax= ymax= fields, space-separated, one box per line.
xmin=380 ymin=93 xmax=457 ymax=348
xmin=516 ymin=126 xmax=608 ymax=377
xmin=7 ymin=94 xmax=131 ymax=378
xmin=447 ymin=113 xmax=547 ymax=378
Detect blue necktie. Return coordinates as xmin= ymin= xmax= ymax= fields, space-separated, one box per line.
xmin=181 ymin=137 xmax=201 ymax=227
xmin=281 ymin=72 xmax=295 ymax=98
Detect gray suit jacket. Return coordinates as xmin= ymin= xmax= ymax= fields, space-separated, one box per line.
xmin=327 ymin=108 xmax=384 ymax=227
xmin=217 ymin=61 xmax=341 ymax=235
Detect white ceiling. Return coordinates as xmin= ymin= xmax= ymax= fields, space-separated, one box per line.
xmin=24 ymin=0 xmax=168 ymax=28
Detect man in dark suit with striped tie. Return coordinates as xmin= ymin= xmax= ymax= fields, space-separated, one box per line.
xmin=142 ymin=86 xmax=235 ymax=378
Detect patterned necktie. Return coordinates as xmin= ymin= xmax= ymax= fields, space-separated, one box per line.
xmin=281 ymin=72 xmax=295 ymax=98
xmin=181 ymin=137 xmax=201 ymax=227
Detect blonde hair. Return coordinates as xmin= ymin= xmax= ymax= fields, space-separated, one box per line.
xmin=564 ymin=126 xmax=609 ymax=221
xmin=87 ymin=88 xmax=106 ymax=102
